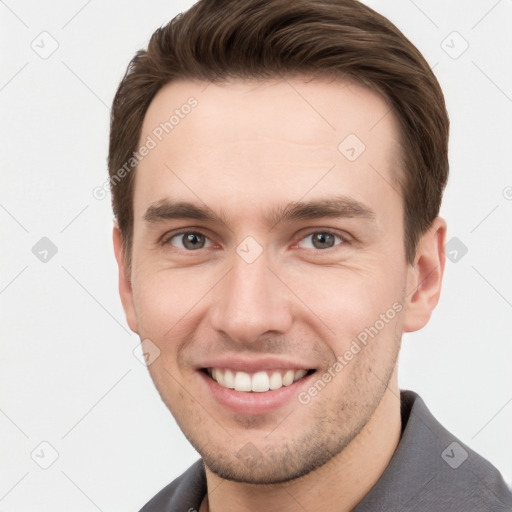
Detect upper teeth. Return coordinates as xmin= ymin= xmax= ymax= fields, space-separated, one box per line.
xmin=210 ymin=368 xmax=308 ymax=392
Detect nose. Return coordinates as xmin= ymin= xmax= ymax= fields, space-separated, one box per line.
xmin=208 ymin=250 xmax=293 ymax=345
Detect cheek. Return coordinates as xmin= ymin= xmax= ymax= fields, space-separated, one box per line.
xmin=131 ymin=266 xmax=208 ymax=336
xmin=286 ymin=263 xmax=404 ymax=345
xmin=131 ymin=269 xmax=207 ymax=408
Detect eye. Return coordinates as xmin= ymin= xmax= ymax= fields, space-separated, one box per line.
xmin=165 ymin=231 xmax=212 ymax=250
xmin=297 ymin=232 xmax=343 ymax=250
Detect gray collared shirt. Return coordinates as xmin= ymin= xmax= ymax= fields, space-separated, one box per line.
xmin=139 ymin=390 xmax=512 ymax=511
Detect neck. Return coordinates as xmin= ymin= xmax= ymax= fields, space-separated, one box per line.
xmin=201 ymin=376 xmax=402 ymax=512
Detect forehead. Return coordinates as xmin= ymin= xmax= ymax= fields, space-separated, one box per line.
xmin=134 ymin=77 xmax=403 ymax=225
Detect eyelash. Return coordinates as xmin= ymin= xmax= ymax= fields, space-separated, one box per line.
xmin=160 ymin=228 xmax=350 ymax=252
xmin=160 ymin=229 xmax=215 ymax=250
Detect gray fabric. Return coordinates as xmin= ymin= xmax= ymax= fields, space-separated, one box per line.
xmin=139 ymin=390 xmax=512 ymax=511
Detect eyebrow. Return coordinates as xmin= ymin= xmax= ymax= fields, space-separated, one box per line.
xmin=143 ymin=195 xmax=376 ymax=227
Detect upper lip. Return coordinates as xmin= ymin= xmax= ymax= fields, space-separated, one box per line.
xmin=197 ymin=356 xmax=315 ymax=373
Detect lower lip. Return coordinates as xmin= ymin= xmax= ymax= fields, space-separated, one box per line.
xmin=199 ymin=371 xmax=316 ymax=415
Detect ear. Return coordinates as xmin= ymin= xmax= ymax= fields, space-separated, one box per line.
xmin=402 ymin=217 xmax=447 ymax=333
xmin=113 ymin=224 xmax=139 ymax=334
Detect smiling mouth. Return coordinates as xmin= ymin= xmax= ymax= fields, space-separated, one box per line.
xmin=203 ymin=368 xmax=316 ymax=392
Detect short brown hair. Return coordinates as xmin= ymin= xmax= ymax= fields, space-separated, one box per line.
xmin=108 ymin=0 xmax=449 ymax=268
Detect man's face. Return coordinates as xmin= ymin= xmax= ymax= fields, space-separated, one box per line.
xmin=119 ymin=77 xmax=415 ymax=483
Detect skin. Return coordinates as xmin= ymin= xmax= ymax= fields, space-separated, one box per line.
xmin=113 ymin=77 xmax=446 ymax=512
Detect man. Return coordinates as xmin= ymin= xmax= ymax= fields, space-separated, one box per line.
xmin=108 ymin=0 xmax=512 ymax=510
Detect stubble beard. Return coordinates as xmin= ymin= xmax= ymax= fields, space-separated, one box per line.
xmin=188 ymin=341 xmax=400 ymax=485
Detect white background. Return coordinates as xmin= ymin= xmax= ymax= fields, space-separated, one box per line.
xmin=1 ymin=0 xmax=511 ymax=510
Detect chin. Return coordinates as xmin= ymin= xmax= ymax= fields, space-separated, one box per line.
xmin=198 ymin=426 xmax=359 ymax=485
